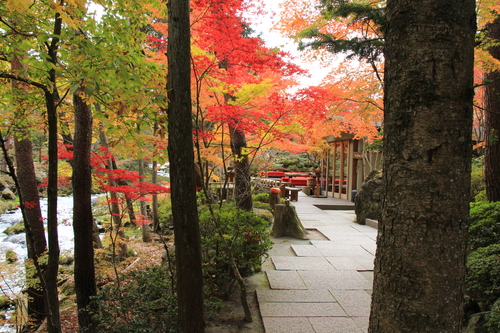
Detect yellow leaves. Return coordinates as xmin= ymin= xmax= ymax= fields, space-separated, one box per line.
xmin=276 ymin=0 xmax=323 ymax=36
xmin=231 ymin=79 xmax=273 ymax=106
xmin=476 ymin=49 xmax=500 ymax=74
xmin=7 ymin=0 xmax=88 ymax=29
xmin=51 ymin=0 xmax=88 ymax=29
xmin=5 ymin=0 xmax=32 ymax=12
xmin=477 ymin=0 xmax=500 ymax=27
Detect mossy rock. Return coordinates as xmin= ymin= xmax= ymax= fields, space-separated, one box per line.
xmin=0 ymin=178 xmax=9 ymax=192
xmin=1 ymin=188 xmax=16 ymax=200
xmin=0 ymin=199 xmax=18 ymax=214
xmin=5 ymin=250 xmax=18 ymax=263
xmin=60 ymin=276 xmax=75 ymax=296
xmin=3 ymin=222 xmax=25 ymax=235
xmin=355 ymin=170 xmax=382 ymax=224
xmin=59 ymin=254 xmax=74 ymax=266
xmin=0 ymin=295 xmax=13 ymax=309
xmin=254 ymin=209 xmax=273 ymax=225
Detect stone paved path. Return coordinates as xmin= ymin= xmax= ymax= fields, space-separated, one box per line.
xmin=256 ymin=192 xmax=377 ymax=333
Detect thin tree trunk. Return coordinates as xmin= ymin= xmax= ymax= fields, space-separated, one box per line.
xmin=44 ymin=11 xmax=63 ymax=332
xmin=139 ymin=158 xmax=152 ymax=242
xmin=99 ymin=127 xmax=128 ymax=260
xmin=151 ymin=122 xmax=160 ymax=232
xmin=229 ymin=125 xmax=252 ymax=211
xmin=167 ymin=0 xmax=205 ymax=330
xmin=484 ymin=15 xmax=500 ymax=202
xmin=369 ymin=1 xmax=476 ymax=332
xmin=11 ymin=53 xmax=48 ymax=325
xmin=72 ymin=88 xmax=98 ymax=333
xmin=44 ymin=90 xmax=61 ymax=333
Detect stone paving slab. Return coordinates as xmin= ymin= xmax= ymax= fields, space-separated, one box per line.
xmin=308 ymin=317 xmax=365 ymax=333
xmin=301 ymin=220 xmax=327 ymax=227
xmin=309 ymin=242 xmax=374 ymax=258
xmin=316 ymin=233 xmax=372 ymax=243
xmin=272 ymin=255 xmax=335 ymax=270
xmin=354 ymin=257 xmax=375 ymax=270
xmin=259 ymin=302 xmax=347 ymax=317
xmin=291 ymin=244 xmax=324 ymax=256
xmin=353 ymin=316 xmax=370 ymax=332
xmin=266 ymin=270 xmax=307 ymax=289
xmin=262 ymin=317 xmax=315 ymax=333
xmin=350 ymin=223 xmax=378 ymax=234
xmin=331 ymin=289 xmax=372 ymax=317
xmin=269 ymin=237 xmax=310 ymax=256
xmin=361 ymin=243 xmax=377 ymax=255
xmin=358 ymin=271 xmax=374 ymax=286
xmin=259 ymin=196 xmax=376 ymax=333
xmin=298 ymin=270 xmax=373 ymax=290
xmin=326 ymin=256 xmax=367 ymax=271
xmin=256 ymin=289 xmax=336 ymax=303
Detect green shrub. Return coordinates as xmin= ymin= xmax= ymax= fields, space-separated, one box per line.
xmin=91 ymin=265 xmax=178 ymax=333
xmin=471 ymin=156 xmax=485 ymax=201
xmin=252 ymin=192 xmax=274 ymax=211
xmin=486 ymin=298 xmax=500 ymax=333
xmin=157 ymin=196 xmax=172 ymax=227
xmin=199 ymin=203 xmax=272 ymax=298
xmin=466 ymin=244 xmax=500 ymax=309
xmin=469 ymin=201 xmax=500 ymax=251
xmin=253 ymin=193 xmax=269 ymax=203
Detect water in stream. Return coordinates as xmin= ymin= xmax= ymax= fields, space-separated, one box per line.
xmin=0 ymin=196 xmax=78 ymax=332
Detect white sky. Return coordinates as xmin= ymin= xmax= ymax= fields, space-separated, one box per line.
xmin=88 ymin=1 xmax=332 ymax=88
xmin=247 ymin=1 xmax=336 ymax=88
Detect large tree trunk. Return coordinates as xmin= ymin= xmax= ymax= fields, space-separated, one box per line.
xmin=229 ymin=125 xmax=253 ymax=211
xmin=11 ymin=53 xmax=48 ymax=325
xmin=15 ymin=133 xmax=48 ymax=323
xmin=72 ymin=89 xmax=98 ymax=333
xmin=369 ymin=1 xmax=475 ymax=332
xmin=167 ymin=0 xmax=205 ymax=331
xmin=484 ymin=15 xmax=500 ymax=202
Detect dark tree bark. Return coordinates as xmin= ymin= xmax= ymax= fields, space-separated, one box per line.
xmin=167 ymin=0 xmax=205 ymax=331
xmin=369 ymin=1 xmax=476 ymax=332
xmin=229 ymin=125 xmax=253 ymax=211
xmin=14 ymin=136 xmax=48 ymax=323
xmin=138 ymin=158 xmax=152 ymax=242
xmin=11 ymin=53 xmax=48 ymax=324
xmin=151 ymin=122 xmax=160 ymax=232
xmin=44 ymin=89 xmax=62 ymax=333
xmin=484 ymin=15 xmax=500 ymax=202
xmin=44 ymin=12 xmax=63 ymax=333
xmin=72 ymin=89 xmax=98 ymax=333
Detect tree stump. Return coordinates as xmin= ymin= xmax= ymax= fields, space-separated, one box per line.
xmin=272 ymin=201 xmax=308 ymax=239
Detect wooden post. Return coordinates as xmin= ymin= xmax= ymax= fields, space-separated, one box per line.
xmin=269 ymin=190 xmax=280 ymax=211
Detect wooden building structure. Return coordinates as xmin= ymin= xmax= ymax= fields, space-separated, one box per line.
xmin=322 ymin=133 xmax=381 ymax=201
